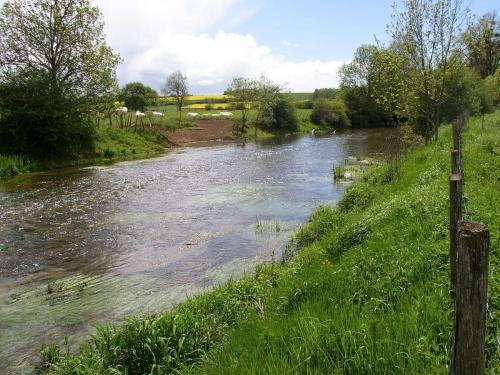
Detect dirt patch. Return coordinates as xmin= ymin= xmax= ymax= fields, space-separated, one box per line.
xmin=161 ymin=120 xmax=236 ymax=146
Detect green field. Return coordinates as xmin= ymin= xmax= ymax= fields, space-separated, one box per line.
xmin=39 ymin=112 xmax=499 ymax=374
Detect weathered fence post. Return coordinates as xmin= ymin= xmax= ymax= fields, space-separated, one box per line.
xmin=450 ymin=221 xmax=490 ymax=375
xmin=449 ymin=172 xmax=462 ymax=295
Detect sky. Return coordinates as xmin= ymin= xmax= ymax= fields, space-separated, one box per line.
xmin=2 ymin=0 xmax=499 ymax=93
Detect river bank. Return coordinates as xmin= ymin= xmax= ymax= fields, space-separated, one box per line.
xmin=0 ymin=127 xmax=166 ymax=179
xmin=36 ymin=112 xmax=499 ymax=374
xmin=0 ymin=116 xmax=325 ymax=179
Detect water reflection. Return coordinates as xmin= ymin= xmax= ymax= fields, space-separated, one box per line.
xmin=0 ymin=128 xmax=397 ymax=372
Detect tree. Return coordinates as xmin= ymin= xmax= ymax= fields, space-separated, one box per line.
xmin=462 ymin=12 xmax=500 ymax=79
xmin=120 ymin=82 xmax=158 ymax=112
xmin=0 ymin=0 xmax=119 ymax=158
xmin=388 ymin=0 xmax=469 ymax=142
xmin=272 ymin=98 xmax=298 ymax=132
xmin=226 ymin=77 xmax=258 ymax=133
xmin=0 ymin=71 xmax=95 ymax=157
xmin=162 ymin=70 xmax=188 ymax=124
xmin=339 ymin=44 xmax=378 ymax=88
xmin=338 ymin=45 xmax=389 ymax=127
xmin=0 ymin=0 xmax=120 ymax=101
xmin=370 ymin=48 xmax=412 ymax=125
xmin=254 ymin=75 xmax=283 ymax=132
xmin=312 ymin=88 xmax=338 ymax=100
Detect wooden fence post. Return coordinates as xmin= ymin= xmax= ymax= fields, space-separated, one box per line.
xmin=450 ymin=221 xmax=489 ymax=375
xmin=451 ymin=150 xmax=460 ymax=175
xmin=449 ymin=172 xmax=462 ymax=295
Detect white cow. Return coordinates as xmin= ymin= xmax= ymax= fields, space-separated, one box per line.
xmin=136 ymin=111 xmax=146 ymax=117
xmin=152 ymin=111 xmax=164 ymax=117
xmin=113 ymin=106 xmax=128 ymax=116
xmin=219 ymin=111 xmax=233 ymax=117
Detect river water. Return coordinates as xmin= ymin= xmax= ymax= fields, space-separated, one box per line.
xmin=0 ymin=129 xmax=397 ymax=373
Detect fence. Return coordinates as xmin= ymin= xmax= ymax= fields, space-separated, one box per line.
xmin=448 ymin=114 xmax=490 ymax=375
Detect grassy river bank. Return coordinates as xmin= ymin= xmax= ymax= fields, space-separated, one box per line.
xmin=30 ymin=112 xmax=500 ymax=373
xmin=0 ymin=128 xmax=165 ymax=178
xmin=0 ymin=109 xmax=323 ymax=179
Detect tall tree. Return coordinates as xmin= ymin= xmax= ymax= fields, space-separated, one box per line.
xmin=226 ymin=77 xmax=258 ymax=133
xmin=339 ymin=45 xmax=390 ymax=127
xmin=0 ymin=0 xmax=120 ymax=100
xmin=462 ymin=12 xmax=500 ymax=79
xmin=254 ymin=75 xmax=283 ymax=131
xmin=388 ymin=0 xmax=469 ymax=142
xmin=120 ymin=82 xmax=158 ymax=112
xmin=162 ymin=70 xmax=188 ymax=124
xmin=0 ymin=0 xmax=120 ymax=158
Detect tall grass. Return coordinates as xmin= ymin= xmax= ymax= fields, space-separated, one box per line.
xmin=0 ymin=154 xmax=38 ymax=177
xmin=40 ymin=112 xmax=499 ymax=374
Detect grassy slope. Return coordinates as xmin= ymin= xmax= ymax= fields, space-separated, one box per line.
xmin=41 ymin=113 xmax=498 ymax=374
xmin=0 ymin=128 xmax=166 ymax=178
xmin=192 ymin=113 xmax=499 ymax=374
xmin=93 ymin=128 xmax=165 ymax=160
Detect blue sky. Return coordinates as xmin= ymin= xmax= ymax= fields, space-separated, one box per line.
xmin=234 ymin=0 xmax=499 ymax=61
xmin=92 ymin=0 xmax=499 ymax=93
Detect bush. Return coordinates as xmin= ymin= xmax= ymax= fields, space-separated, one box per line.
xmin=272 ymin=99 xmax=298 ymax=131
xmin=439 ymin=62 xmax=482 ymax=121
xmin=310 ymin=99 xmax=351 ymax=128
xmin=478 ymin=68 xmax=500 ymax=113
xmin=0 ymin=74 xmax=95 ymax=159
xmin=340 ymin=86 xmax=390 ymax=128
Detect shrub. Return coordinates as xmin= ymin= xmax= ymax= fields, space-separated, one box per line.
xmin=272 ymin=99 xmax=298 ymax=131
xmin=478 ymin=68 xmax=500 ymax=113
xmin=310 ymin=99 xmax=351 ymax=128
xmin=0 ymin=74 xmax=95 ymax=159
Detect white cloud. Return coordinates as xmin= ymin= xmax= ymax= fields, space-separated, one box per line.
xmin=280 ymin=40 xmax=299 ymax=48
xmin=99 ymin=1 xmax=346 ymax=92
xmin=120 ymin=32 xmax=343 ymax=93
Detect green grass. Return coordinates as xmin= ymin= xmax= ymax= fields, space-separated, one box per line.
xmin=94 ymin=127 xmax=165 ymax=160
xmin=282 ymin=92 xmax=313 ymax=101
xmin=0 ymin=128 xmax=166 ymax=179
xmin=0 ymin=154 xmax=39 ymax=177
xmin=39 ymin=112 xmax=499 ymax=374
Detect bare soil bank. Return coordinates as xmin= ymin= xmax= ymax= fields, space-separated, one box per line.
xmin=162 ymin=120 xmax=235 ymax=146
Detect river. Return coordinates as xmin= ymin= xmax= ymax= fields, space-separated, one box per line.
xmin=0 ymin=128 xmax=397 ymax=373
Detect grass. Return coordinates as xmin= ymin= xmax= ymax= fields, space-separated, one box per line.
xmin=94 ymin=127 xmax=165 ymax=160
xmin=40 ymin=112 xmax=499 ymax=374
xmin=0 ymin=154 xmax=39 ymax=177
xmin=0 ymin=128 xmax=167 ymax=179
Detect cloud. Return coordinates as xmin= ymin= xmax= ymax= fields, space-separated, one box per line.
xmin=280 ymin=40 xmax=299 ymax=48
xmin=98 ymin=1 xmax=346 ymax=92
xmin=121 ymin=32 xmax=343 ymax=93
